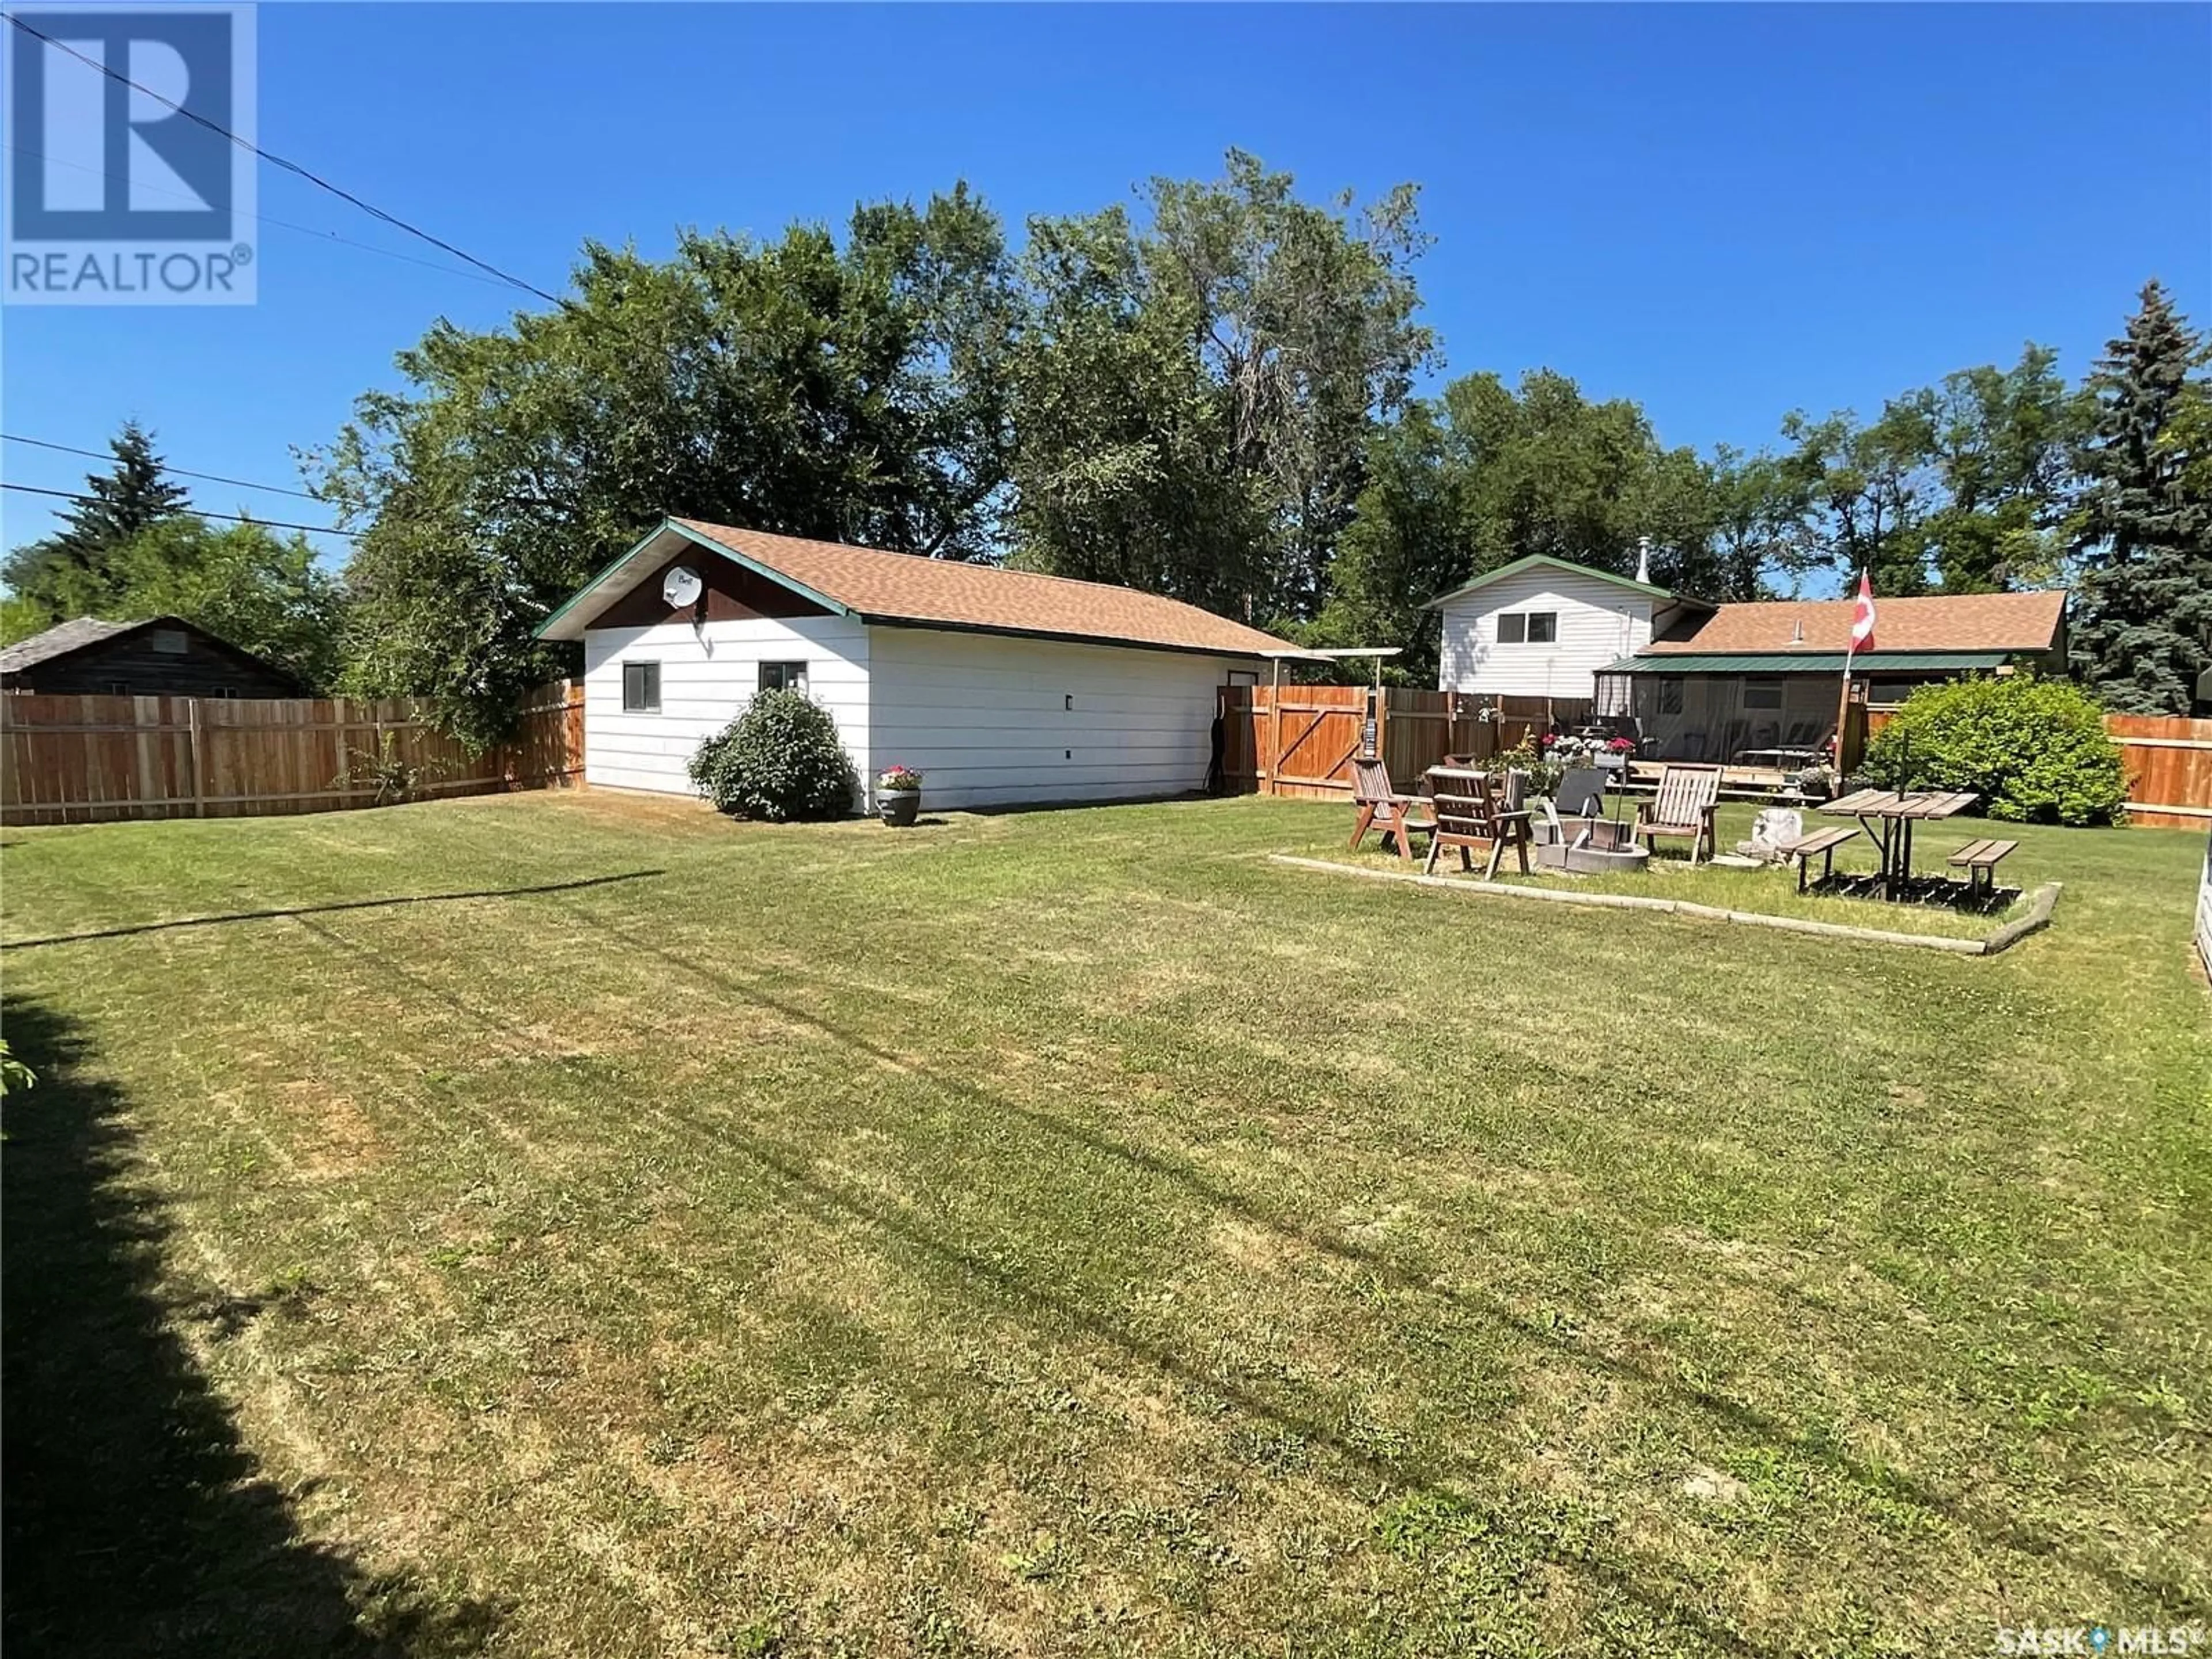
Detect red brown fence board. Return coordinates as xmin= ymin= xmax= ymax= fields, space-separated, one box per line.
xmin=2105 ymin=713 xmax=2212 ymax=830
xmin=1 ymin=680 xmax=582 ymax=827
xmin=1219 ymin=686 xmax=1589 ymax=800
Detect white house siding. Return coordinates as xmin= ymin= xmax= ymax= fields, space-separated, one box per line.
xmin=580 ymin=615 xmax=871 ymax=798
xmin=1437 ymin=568 xmax=1654 ymax=699
xmin=865 ymin=626 xmax=1244 ymax=810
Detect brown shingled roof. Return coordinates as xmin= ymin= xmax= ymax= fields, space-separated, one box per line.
xmin=541 ymin=518 xmax=1298 ymax=658
xmin=1645 ymin=588 xmax=2067 ymax=654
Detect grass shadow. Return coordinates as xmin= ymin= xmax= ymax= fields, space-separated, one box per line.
xmin=1 ymin=994 xmax=504 ymax=1657
xmin=2 ymin=870 xmax=665 ymax=951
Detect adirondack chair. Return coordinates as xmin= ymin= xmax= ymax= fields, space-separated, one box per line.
xmin=1633 ymin=764 xmax=1721 ymax=865
xmin=1423 ymin=767 xmax=1531 ymax=880
xmin=1348 ymin=757 xmax=1435 ymax=861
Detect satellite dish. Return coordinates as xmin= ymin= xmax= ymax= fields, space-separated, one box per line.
xmin=662 ymin=565 xmax=703 ymax=609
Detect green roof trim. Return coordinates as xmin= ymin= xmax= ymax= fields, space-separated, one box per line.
xmin=1423 ymin=553 xmax=1687 ymax=611
xmin=1597 ymin=650 xmax=2015 ymax=675
xmin=532 ymin=518 xmax=853 ymax=641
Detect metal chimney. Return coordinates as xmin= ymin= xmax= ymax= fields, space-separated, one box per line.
xmin=1635 ymin=535 xmax=1652 ymax=586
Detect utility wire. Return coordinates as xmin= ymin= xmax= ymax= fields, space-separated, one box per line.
xmin=2 ymin=11 xmax=564 ymax=308
xmin=4 ymin=434 xmax=325 ymax=501
xmin=1 ymin=141 xmax=526 ymax=294
xmin=2 ymin=482 xmax=358 ymax=538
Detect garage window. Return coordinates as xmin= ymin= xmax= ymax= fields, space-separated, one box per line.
xmin=622 ymin=661 xmax=661 ymax=712
xmin=758 ymin=661 xmax=808 ymax=694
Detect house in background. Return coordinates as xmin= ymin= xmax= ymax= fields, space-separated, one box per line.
xmin=1430 ymin=550 xmax=2069 ymax=764
xmin=1595 ymin=587 xmax=2069 ymax=762
xmin=536 ymin=517 xmax=1296 ymax=810
xmin=0 ymin=616 xmax=304 ymax=698
xmin=1427 ymin=549 xmax=1707 ymax=703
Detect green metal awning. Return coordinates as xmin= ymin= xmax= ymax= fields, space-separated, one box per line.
xmin=1597 ymin=651 xmax=2013 ymax=675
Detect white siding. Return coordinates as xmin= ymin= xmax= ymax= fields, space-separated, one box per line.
xmin=580 ymin=615 xmax=870 ymax=798
xmin=865 ymin=627 xmax=1244 ymax=810
xmin=1437 ymin=569 xmax=1654 ymax=698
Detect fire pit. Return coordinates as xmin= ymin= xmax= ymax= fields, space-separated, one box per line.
xmin=1532 ymin=812 xmax=1650 ymax=874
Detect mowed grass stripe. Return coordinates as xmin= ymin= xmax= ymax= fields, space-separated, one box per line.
xmin=3 ymin=793 xmax=2206 ymax=1654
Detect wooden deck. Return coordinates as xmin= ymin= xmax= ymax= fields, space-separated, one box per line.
xmin=1622 ymin=760 xmax=1813 ymax=801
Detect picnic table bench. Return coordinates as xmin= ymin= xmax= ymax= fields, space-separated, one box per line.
xmin=1948 ymin=836 xmax=2019 ymax=899
xmin=1819 ymin=787 xmax=1979 ymax=900
xmin=1777 ymin=825 xmax=1860 ymax=893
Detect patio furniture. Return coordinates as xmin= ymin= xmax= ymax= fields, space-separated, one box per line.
xmin=1634 ymin=764 xmax=1722 ymax=865
xmin=1820 ymin=787 xmax=1980 ymax=900
xmin=1349 ymin=757 xmax=1435 ymax=862
xmin=1778 ymin=825 xmax=1861 ymax=893
xmin=1948 ymin=837 xmax=2018 ymax=900
xmin=1555 ymin=767 xmax=1609 ymax=819
xmin=1423 ymin=767 xmax=1531 ymax=880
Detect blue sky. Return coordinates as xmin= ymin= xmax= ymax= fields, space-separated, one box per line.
xmin=4 ymin=2 xmax=2208 ymax=564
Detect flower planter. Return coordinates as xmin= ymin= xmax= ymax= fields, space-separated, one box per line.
xmin=878 ymin=788 xmax=921 ymax=828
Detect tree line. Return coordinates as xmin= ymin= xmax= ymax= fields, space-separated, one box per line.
xmin=5 ymin=151 xmax=2206 ymax=738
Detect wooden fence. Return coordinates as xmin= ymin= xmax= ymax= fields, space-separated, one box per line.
xmin=2103 ymin=714 xmax=2212 ymax=830
xmin=1219 ymin=686 xmax=1590 ymax=800
xmin=1 ymin=680 xmax=584 ymax=826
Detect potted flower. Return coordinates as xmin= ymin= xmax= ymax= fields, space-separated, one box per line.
xmin=876 ymin=764 xmax=924 ymax=827
xmin=1599 ymin=734 xmax=1637 ymax=775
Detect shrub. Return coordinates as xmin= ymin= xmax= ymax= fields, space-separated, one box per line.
xmin=1863 ymin=675 xmax=2128 ymax=825
xmin=687 ymin=688 xmax=858 ymax=821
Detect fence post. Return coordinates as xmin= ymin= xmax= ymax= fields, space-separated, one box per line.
xmin=185 ymin=698 xmax=206 ymax=817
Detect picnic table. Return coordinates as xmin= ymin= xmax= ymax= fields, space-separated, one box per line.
xmin=1819 ymin=787 xmax=1979 ymax=899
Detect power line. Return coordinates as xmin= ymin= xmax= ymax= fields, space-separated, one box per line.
xmin=2 ymin=11 xmax=564 ymax=308
xmin=2 ymin=482 xmax=357 ymax=539
xmin=4 ymin=434 xmax=324 ymax=501
xmin=1 ymin=142 xmax=526 ymax=295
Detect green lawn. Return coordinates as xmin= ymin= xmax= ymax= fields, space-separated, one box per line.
xmin=3 ymin=791 xmax=2207 ymax=1657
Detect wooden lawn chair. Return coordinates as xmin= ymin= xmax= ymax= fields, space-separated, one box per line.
xmin=1423 ymin=767 xmax=1531 ymax=880
xmin=1633 ymin=764 xmax=1722 ymax=865
xmin=1349 ymin=757 xmax=1435 ymax=862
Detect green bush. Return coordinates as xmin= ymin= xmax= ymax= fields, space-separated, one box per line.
xmin=687 ymin=688 xmax=858 ymax=821
xmin=1864 ymin=675 xmax=2129 ymax=826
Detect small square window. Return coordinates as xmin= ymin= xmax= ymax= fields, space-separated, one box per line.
xmin=1655 ymin=678 xmax=1684 ymax=715
xmin=1743 ymin=676 xmax=1785 ymax=710
xmin=622 ymin=661 xmax=661 ymax=712
xmin=1497 ymin=613 xmax=1527 ymax=645
xmin=149 ymin=628 xmax=188 ymax=655
xmin=1525 ymin=612 xmax=1558 ymax=644
xmin=757 ymin=661 xmax=807 ymax=694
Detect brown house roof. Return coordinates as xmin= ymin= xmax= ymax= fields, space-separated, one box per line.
xmin=1644 ymin=588 xmax=2067 ymax=655
xmin=539 ymin=518 xmax=1299 ymax=658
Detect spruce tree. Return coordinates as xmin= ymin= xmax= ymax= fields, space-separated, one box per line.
xmin=2067 ymin=282 xmax=2212 ymax=713
xmin=1 ymin=421 xmax=193 ymax=623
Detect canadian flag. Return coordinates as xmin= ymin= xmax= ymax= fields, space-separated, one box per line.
xmin=1848 ymin=571 xmax=1877 ymax=658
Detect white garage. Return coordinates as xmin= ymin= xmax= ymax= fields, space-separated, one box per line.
xmin=535 ymin=517 xmax=1295 ymax=811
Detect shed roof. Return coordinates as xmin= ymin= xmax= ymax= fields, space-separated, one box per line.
xmin=1599 ymin=650 xmax=2014 ymax=675
xmin=0 ymin=616 xmax=139 ymax=675
xmin=537 ymin=519 xmax=1300 ymax=659
xmin=1645 ymin=589 xmax=2066 ymax=655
